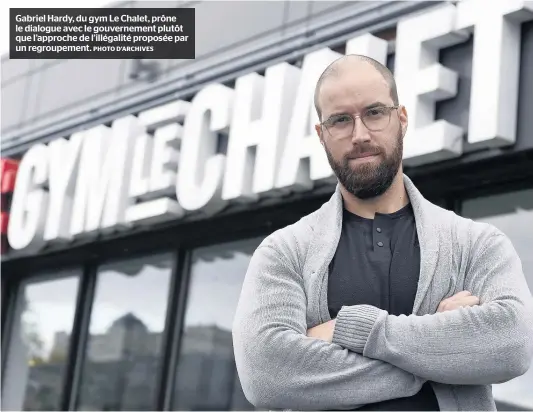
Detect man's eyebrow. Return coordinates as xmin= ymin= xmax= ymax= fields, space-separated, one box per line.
xmin=364 ymin=102 xmax=388 ymax=110
xmin=323 ymin=110 xmax=349 ymax=120
xmin=323 ymin=101 xmax=391 ymax=120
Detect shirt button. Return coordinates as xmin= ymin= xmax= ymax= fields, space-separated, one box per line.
xmin=377 ymin=241 xmax=384 ymax=247
xmin=376 ymin=227 xmax=382 ymax=233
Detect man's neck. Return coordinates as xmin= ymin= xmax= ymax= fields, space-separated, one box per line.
xmin=340 ymin=172 xmax=409 ymax=219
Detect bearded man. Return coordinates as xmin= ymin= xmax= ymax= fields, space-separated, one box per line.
xmin=232 ymin=54 xmax=533 ymax=411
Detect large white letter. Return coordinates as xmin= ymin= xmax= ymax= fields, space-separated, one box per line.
xmin=276 ymin=48 xmax=343 ymax=192
xmin=43 ymin=134 xmax=83 ymax=243
xmin=177 ymin=83 xmax=233 ymax=215
xmin=149 ymin=123 xmax=181 ymax=197
xmin=127 ymin=126 xmax=183 ymax=225
xmin=456 ymin=0 xmax=533 ymax=148
xmin=129 ymin=132 xmax=152 ymax=200
xmin=127 ymin=101 xmax=190 ymax=225
xmin=345 ymin=33 xmax=388 ymax=63
xmin=7 ymin=144 xmax=49 ymax=253
xmin=395 ymin=3 xmax=469 ymax=166
xmin=70 ymin=115 xmax=140 ymax=237
xmin=222 ymin=62 xmax=300 ymax=202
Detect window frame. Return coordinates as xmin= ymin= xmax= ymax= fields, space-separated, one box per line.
xmin=68 ymin=251 xmax=180 ymax=412
xmin=168 ymin=237 xmax=265 ymax=411
xmin=0 ymin=267 xmax=84 ymax=411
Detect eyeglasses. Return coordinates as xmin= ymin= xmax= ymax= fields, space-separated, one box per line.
xmin=320 ymin=105 xmax=400 ymax=139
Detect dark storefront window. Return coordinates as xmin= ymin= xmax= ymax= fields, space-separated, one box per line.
xmin=462 ymin=189 xmax=533 ymax=410
xmin=172 ymin=237 xmax=263 ymax=411
xmin=1 ymin=271 xmax=80 ymax=411
xmin=75 ymin=254 xmax=173 ymax=411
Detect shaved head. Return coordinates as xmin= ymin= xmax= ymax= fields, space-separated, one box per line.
xmin=314 ymin=54 xmax=398 ymax=121
xmin=313 ymin=53 xmax=407 ymax=200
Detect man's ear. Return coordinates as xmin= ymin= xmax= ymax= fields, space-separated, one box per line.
xmin=399 ymin=105 xmax=408 ymax=138
xmin=315 ymin=124 xmax=324 ymax=146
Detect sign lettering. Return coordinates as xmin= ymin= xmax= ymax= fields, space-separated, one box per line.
xmin=6 ymin=0 xmax=533 ymax=254
xmin=1 ymin=158 xmax=20 ymax=254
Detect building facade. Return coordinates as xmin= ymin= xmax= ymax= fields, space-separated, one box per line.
xmin=1 ymin=1 xmax=533 ymax=410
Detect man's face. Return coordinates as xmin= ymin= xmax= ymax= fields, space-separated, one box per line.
xmin=315 ymin=61 xmax=408 ymax=199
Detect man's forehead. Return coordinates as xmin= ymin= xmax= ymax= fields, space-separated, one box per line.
xmin=321 ymin=68 xmax=388 ymax=91
xmin=324 ymin=58 xmax=387 ymax=85
xmin=318 ymin=68 xmax=391 ymax=107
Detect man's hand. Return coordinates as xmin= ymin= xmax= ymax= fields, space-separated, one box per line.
xmin=307 ymin=319 xmax=336 ymax=343
xmin=437 ymin=291 xmax=480 ymax=312
xmin=306 ymin=292 xmax=478 ymax=342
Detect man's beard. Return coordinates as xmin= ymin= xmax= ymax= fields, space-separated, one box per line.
xmin=325 ymin=127 xmax=403 ymax=200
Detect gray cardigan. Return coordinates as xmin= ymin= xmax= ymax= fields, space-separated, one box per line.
xmin=232 ymin=174 xmax=533 ymax=411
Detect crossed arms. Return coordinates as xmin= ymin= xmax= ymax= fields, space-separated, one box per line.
xmin=232 ymin=232 xmax=533 ymax=410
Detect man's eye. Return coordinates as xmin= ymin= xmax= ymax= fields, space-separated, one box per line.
xmin=331 ymin=115 xmax=351 ymax=125
xmin=367 ymin=108 xmax=386 ymax=117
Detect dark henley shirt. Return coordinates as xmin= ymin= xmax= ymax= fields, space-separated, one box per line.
xmin=328 ymin=203 xmax=440 ymax=411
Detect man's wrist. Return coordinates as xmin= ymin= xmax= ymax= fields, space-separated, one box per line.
xmin=332 ymin=304 xmax=382 ymax=353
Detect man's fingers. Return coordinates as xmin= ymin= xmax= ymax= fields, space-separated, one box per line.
xmin=437 ymin=295 xmax=480 ymax=312
xmin=451 ymin=291 xmax=472 ymax=299
xmin=462 ymin=296 xmax=480 ymax=306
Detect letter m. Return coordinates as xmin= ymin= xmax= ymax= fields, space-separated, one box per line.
xmin=69 ymin=115 xmax=143 ymax=236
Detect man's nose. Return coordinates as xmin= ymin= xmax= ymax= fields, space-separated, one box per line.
xmin=351 ymin=117 xmax=371 ymax=144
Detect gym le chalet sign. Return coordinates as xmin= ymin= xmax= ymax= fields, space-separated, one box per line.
xmin=7 ymin=1 xmax=533 ymax=254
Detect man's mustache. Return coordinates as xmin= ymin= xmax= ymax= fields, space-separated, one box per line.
xmin=345 ymin=145 xmax=382 ymax=160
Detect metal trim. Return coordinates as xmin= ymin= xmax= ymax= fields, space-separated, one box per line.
xmin=0 ymin=278 xmax=20 ymax=381
xmin=155 ymin=247 xmax=185 ymax=411
xmin=62 ymin=262 xmax=97 ymax=411
xmin=162 ymin=249 xmax=193 ymax=410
